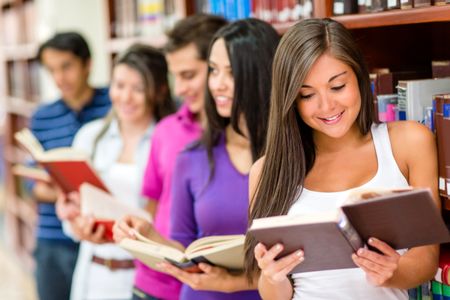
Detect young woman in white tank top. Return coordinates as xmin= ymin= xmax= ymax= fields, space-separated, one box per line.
xmin=245 ymin=18 xmax=440 ymax=300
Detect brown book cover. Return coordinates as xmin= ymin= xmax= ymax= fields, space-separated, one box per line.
xmin=442 ymin=96 xmax=450 ymax=209
xmin=432 ymin=61 xmax=450 ymax=78
xmin=372 ymin=69 xmax=430 ymax=97
xmin=249 ymin=188 xmax=449 ymax=273
xmin=435 ymin=95 xmax=447 ymax=197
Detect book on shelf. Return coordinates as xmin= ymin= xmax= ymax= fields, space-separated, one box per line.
xmin=120 ymin=232 xmax=245 ymax=273
xmin=387 ymin=0 xmax=401 ymax=10
xmin=400 ymin=0 xmax=413 ymax=9
xmin=248 ymin=187 xmax=450 ymax=274
xmin=397 ymin=77 xmax=450 ymax=122
xmin=413 ymin=0 xmax=431 ymax=7
xmin=432 ymin=61 xmax=450 ymax=79
xmin=14 ymin=128 xmax=109 ymax=194
xmin=432 ymin=245 xmax=450 ymax=299
xmin=12 ymin=164 xmax=51 ymax=183
xmin=433 ymin=94 xmax=450 ymax=206
xmin=333 ymin=0 xmax=358 ymax=15
xmin=80 ymin=183 xmax=151 ymax=241
xmin=434 ymin=0 xmax=447 ymax=5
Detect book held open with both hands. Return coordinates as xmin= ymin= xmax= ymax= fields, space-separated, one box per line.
xmin=14 ymin=128 xmax=109 ymax=193
xmin=119 ymin=232 xmax=245 ymax=273
xmin=248 ymin=188 xmax=450 ymax=273
xmin=80 ymin=183 xmax=152 ymax=241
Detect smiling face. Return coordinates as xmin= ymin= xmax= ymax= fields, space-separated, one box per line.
xmin=296 ymin=52 xmax=361 ymax=139
xmin=165 ymin=43 xmax=208 ymax=115
xmin=41 ymin=48 xmax=91 ymax=102
xmin=207 ymin=38 xmax=234 ymax=118
xmin=109 ymin=63 xmax=151 ymax=124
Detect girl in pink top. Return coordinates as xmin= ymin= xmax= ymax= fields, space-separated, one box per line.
xmin=114 ymin=14 xmax=227 ymax=300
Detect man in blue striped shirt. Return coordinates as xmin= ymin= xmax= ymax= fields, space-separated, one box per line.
xmin=30 ymin=32 xmax=110 ymax=300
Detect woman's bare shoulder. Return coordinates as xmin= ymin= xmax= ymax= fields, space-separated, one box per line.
xmin=387 ymin=121 xmax=434 ymax=146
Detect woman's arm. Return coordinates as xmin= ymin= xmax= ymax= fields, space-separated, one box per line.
xmin=353 ymin=121 xmax=439 ymax=289
xmin=249 ymin=158 xmax=303 ymax=299
xmin=388 ymin=121 xmax=439 ymax=288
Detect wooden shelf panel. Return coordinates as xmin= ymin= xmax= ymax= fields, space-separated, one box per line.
xmin=333 ymin=6 xmax=450 ymax=29
xmin=0 ymin=43 xmax=39 ymax=60
xmin=106 ymin=35 xmax=168 ymax=53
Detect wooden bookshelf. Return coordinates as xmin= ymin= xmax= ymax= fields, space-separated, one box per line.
xmin=334 ymin=5 xmax=450 ymax=29
xmin=104 ymin=0 xmax=193 ymax=54
xmin=0 ymin=0 xmax=39 ymax=270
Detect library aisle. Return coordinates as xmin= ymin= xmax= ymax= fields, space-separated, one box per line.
xmin=0 ymin=186 xmax=37 ymax=300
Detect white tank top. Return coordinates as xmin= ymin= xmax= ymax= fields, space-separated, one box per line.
xmin=288 ymin=123 xmax=409 ymax=300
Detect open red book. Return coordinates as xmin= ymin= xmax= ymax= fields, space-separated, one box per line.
xmin=14 ymin=128 xmax=109 ymax=193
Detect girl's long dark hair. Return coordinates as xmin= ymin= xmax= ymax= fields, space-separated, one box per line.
xmin=244 ymin=18 xmax=376 ymax=281
xmin=197 ymin=19 xmax=280 ymax=177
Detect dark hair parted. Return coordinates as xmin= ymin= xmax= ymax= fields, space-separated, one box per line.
xmin=165 ymin=13 xmax=228 ymax=60
xmin=199 ymin=18 xmax=280 ymax=177
xmin=37 ymin=32 xmax=91 ymax=64
xmin=114 ymin=43 xmax=175 ymax=121
xmin=244 ymin=18 xmax=376 ymax=280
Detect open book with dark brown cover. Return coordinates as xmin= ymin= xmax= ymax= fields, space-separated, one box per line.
xmin=14 ymin=128 xmax=109 ymax=193
xmin=248 ymin=188 xmax=450 ymax=273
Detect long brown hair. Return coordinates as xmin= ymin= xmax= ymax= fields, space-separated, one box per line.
xmin=91 ymin=44 xmax=174 ymax=157
xmin=244 ymin=18 xmax=376 ymax=280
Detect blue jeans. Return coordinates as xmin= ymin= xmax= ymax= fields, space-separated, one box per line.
xmin=34 ymin=239 xmax=79 ymax=300
xmin=132 ymin=287 xmax=160 ymax=300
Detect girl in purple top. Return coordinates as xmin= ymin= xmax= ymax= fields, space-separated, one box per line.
xmin=141 ymin=19 xmax=279 ymax=300
xmin=114 ymin=15 xmax=227 ymax=300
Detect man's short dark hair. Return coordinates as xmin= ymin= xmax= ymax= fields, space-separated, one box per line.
xmin=165 ymin=14 xmax=227 ymax=61
xmin=37 ymin=32 xmax=91 ymax=64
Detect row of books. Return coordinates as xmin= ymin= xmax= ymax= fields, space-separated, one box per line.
xmin=370 ymin=61 xmax=450 ymax=124
xmin=1 ymin=1 xmax=37 ymax=46
xmin=409 ymin=245 xmax=450 ymax=300
xmin=196 ymin=0 xmax=313 ymax=22
xmin=6 ymin=60 xmax=41 ymax=102
xmin=111 ymin=0 xmax=185 ymax=38
xmin=333 ymin=0 xmax=449 ymax=15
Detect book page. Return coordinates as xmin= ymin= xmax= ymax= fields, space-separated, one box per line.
xmin=250 ymin=210 xmax=341 ymax=230
xmin=185 ymin=234 xmax=244 ymax=253
xmin=185 ymin=236 xmax=245 ymax=270
xmin=80 ymin=183 xmax=151 ymax=222
xmin=14 ymin=128 xmax=45 ymax=159
xmin=14 ymin=127 xmax=89 ymax=161
xmin=119 ymin=238 xmax=186 ymax=268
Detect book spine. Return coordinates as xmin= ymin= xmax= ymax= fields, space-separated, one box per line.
xmin=432 ymin=280 xmax=444 ymax=300
xmin=337 ymin=213 xmax=364 ymax=251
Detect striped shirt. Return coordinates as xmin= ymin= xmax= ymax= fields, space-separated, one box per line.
xmin=30 ymin=87 xmax=111 ymax=241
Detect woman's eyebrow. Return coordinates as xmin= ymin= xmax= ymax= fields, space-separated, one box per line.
xmin=301 ymin=71 xmax=348 ymax=88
